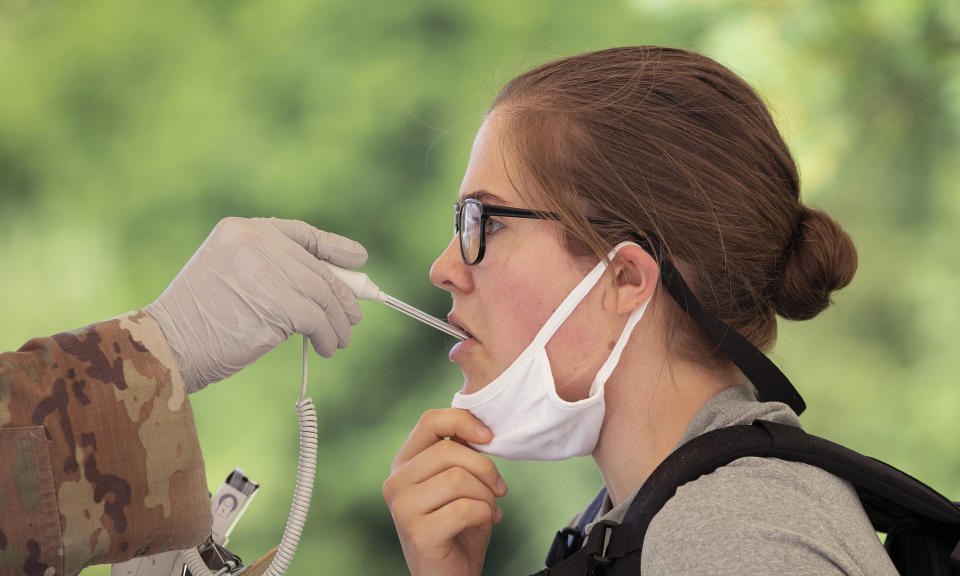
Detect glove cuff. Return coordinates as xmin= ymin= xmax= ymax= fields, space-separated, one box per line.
xmin=141 ymin=301 xmax=206 ymax=394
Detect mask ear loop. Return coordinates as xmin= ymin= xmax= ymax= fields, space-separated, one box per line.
xmin=585 ymin=242 xmax=653 ymax=397
xmin=528 ymin=259 xmax=611 ymax=351
xmin=588 ymin=295 xmax=652 ymax=397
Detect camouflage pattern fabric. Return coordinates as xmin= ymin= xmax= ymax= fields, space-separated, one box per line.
xmin=0 ymin=312 xmax=211 ymax=576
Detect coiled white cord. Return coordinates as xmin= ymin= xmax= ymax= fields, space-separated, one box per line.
xmin=265 ymin=336 xmax=317 ymax=575
xmin=183 ymin=336 xmax=317 ymax=576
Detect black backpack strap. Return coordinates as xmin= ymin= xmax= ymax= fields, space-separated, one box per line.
xmin=613 ymin=420 xmax=960 ymax=574
xmin=538 ymin=420 xmax=960 ymax=576
xmin=655 ymin=255 xmax=805 ymax=414
xmin=533 ymin=518 xmax=631 ymax=576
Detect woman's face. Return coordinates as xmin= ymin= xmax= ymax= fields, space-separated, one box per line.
xmin=430 ymin=110 xmax=612 ymax=399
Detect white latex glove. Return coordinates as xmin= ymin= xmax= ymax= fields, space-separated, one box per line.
xmin=143 ymin=217 xmax=367 ymax=393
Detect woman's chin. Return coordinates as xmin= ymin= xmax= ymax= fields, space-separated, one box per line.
xmin=448 ymin=336 xmax=479 ymax=362
xmin=457 ymin=370 xmax=495 ymax=396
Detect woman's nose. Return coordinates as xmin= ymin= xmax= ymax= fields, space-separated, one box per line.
xmin=430 ymin=235 xmax=473 ymax=294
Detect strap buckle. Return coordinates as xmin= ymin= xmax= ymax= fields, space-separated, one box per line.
xmin=546 ymin=527 xmax=585 ymax=566
xmin=585 ymin=520 xmax=625 ymax=574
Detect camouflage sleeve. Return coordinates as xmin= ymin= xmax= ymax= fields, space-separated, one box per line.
xmin=0 ymin=311 xmax=211 ymax=576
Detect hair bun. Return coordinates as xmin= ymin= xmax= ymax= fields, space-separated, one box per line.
xmin=774 ymin=206 xmax=858 ymax=321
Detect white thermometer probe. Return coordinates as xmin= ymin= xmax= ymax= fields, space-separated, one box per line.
xmin=321 ymin=262 xmax=469 ymax=341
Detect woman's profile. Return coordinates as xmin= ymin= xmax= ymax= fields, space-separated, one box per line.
xmin=382 ymin=46 xmax=896 ymax=575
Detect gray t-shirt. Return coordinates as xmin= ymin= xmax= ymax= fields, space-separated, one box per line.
xmin=576 ymin=386 xmax=898 ymax=575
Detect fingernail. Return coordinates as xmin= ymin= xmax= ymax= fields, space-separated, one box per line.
xmin=497 ymin=476 xmax=507 ymax=495
xmin=495 ymin=504 xmax=503 ymax=521
xmin=476 ymin=422 xmax=491 ymax=437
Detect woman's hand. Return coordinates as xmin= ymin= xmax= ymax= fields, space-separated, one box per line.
xmin=384 ymin=408 xmax=508 ymax=576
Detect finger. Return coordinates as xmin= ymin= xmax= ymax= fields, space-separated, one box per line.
xmin=393 ymin=409 xmax=494 ymax=469
xmin=265 ymin=218 xmax=368 ymax=269
xmin=265 ymin=241 xmax=359 ymax=339
xmin=397 ymin=439 xmax=506 ymax=498
xmin=257 ymin=257 xmax=349 ymax=357
xmin=261 ymin=221 xmax=364 ymax=324
xmin=290 ymin=298 xmax=343 ymax=357
xmin=428 ymin=498 xmax=499 ymax=542
xmin=315 ymin=259 xmax=363 ymax=325
xmin=388 ymin=471 xmax=501 ymax=540
xmin=299 ymin=276 xmax=353 ymax=350
xmin=275 ymin=276 xmax=353 ymax=357
xmin=415 ymin=465 xmax=502 ymax=519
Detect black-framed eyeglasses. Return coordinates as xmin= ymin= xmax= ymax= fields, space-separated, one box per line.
xmin=454 ymin=198 xmax=616 ymax=265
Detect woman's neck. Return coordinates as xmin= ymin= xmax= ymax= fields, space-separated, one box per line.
xmin=592 ymin=348 xmax=740 ymax=506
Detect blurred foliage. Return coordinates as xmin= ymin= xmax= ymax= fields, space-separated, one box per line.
xmin=1 ymin=0 xmax=959 ymax=574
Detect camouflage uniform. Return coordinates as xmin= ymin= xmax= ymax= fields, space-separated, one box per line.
xmin=0 ymin=311 xmax=210 ymax=576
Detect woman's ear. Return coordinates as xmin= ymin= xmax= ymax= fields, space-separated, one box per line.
xmin=603 ymin=244 xmax=659 ymax=315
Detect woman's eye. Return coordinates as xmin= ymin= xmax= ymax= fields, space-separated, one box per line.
xmin=484 ymin=219 xmax=504 ymax=236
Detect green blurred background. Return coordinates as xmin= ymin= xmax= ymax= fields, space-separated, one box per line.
xmin=2 ymin=0 xmax=959 ymax=573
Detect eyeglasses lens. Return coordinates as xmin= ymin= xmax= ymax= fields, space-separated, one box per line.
xmin=460 ymin=201 xmax=482 ymax=264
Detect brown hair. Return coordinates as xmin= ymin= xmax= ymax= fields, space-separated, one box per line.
xmin=491 ymin=46 xmax=857 ymax=361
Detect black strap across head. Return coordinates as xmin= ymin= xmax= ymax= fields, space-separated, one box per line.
xmin=633 ymin=236 xmax=806 ymax=415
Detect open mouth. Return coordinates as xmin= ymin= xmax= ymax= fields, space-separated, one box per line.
xmin=448 ymin=316 xmax=474 ymax=340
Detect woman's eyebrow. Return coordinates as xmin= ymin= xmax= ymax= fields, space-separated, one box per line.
xmin=459 ymin=189 xmax=510 ymax=205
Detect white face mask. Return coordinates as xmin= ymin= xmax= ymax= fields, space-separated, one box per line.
xmin=450 ymin=242 xmax=651 ymax=461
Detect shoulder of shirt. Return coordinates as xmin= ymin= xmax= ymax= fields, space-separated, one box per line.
xmin=640 ymin=455 xmax=895 ymax=575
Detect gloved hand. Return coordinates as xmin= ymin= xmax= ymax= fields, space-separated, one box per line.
xmin=143 ymin=217 xmax=367 ymax=393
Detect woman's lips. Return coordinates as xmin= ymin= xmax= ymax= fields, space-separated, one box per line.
xmin=447 ymin=314 xmax=475 ymax=341
xmin=447 ymin=314 xmax=477 ymax=361
xmin=448 ymin=335 xmax=478 ymax=362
